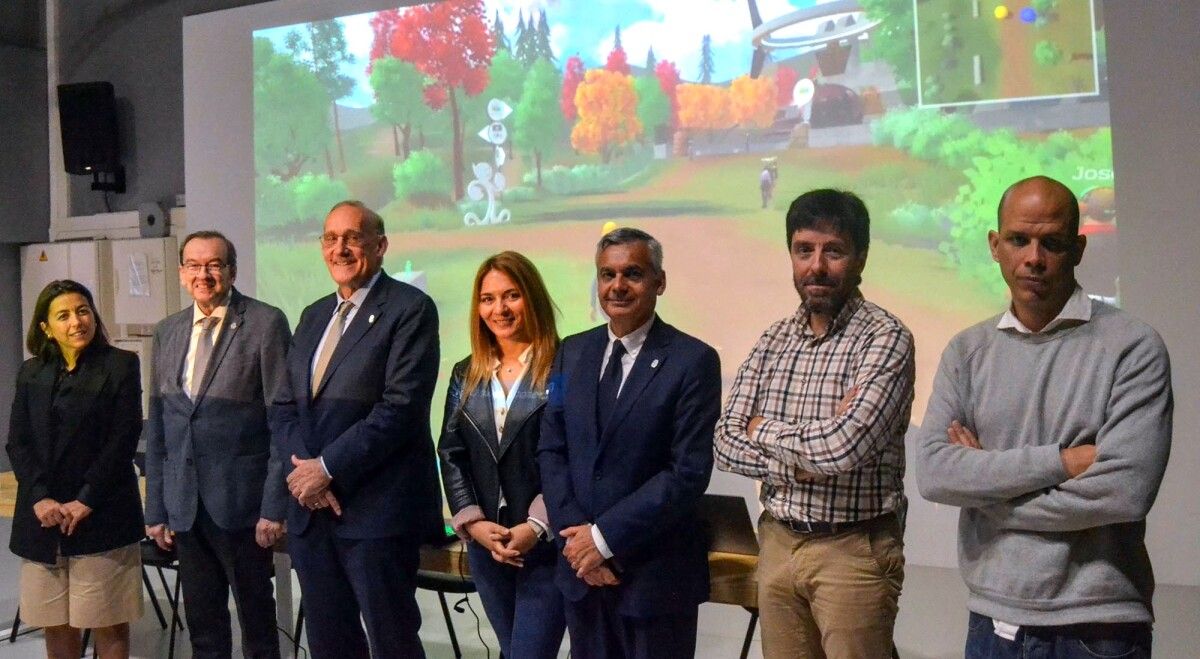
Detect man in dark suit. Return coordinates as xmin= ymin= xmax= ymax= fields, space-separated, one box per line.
xmin=538 ymin=228 xmax=721 ymax=658
xmin=271 ymin=200 xmax=442 ymax=658
xmin=145 ymin=231 xmax=290 ymax=659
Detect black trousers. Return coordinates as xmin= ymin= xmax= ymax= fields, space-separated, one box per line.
xmin=563 ymin=587 xmax=698 ymax=659
xmin=288 ymin=513 xmax=424 ymax=659
xmin=174 ymin=502 xmax=281 ymax=659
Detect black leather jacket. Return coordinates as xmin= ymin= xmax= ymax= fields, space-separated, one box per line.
xmin=437 ymin=358 xmax=548 ymax=527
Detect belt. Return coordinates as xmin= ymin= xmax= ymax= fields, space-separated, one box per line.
xmin=776 ymin=511 xmax=894 ymax=535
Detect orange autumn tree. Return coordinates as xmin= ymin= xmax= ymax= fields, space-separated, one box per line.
xmin=676 ymin=83 xmax=731 ymax=134
xmin=729 ymin=74 xmax=777 ymax=128
xmin=570 ymin=69 xmax=641 ymax=162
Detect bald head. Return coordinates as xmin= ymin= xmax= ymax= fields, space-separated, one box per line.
xmin=998 ymin=176 xmax=1080 ymax=235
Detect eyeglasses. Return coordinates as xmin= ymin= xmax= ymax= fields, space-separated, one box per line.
xmin=182 ymin=262 xmax=228 ymax=275
xmin=320 ymin=231 xmax=376 ymax=248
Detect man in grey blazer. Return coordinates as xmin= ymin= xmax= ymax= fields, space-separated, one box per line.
xmin=144 ymin=231 xmax=291 ymax=659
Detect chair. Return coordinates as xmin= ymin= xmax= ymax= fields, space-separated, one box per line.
xmin=8 ymin=607 xmax=95 ymax=657
xmin=140 ymin=538 xmax=185 ymax=659
xmin=415 ymin=568 xmax=477 ymax=659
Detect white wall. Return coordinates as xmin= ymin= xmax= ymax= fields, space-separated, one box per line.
xmin=1103 ymin=0 xmax=1200 ymax=587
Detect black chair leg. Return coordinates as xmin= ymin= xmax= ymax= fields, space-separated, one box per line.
xmin=293 ymin=602 xmax=304 ymax=658
xmin=142 ymin=568 xmax=167 ymax=629
xmin=80 ymin=628 xmax=91 ymax=657
xmin=437 ymin=592 xmax=461 ymax=659
xmin=9 ymin=607 xmax=19 ymax=642
xmin=168 ymin=572 xmax=182 ymax=659
xmin=740 ymin=609 xmax=758 ymax=659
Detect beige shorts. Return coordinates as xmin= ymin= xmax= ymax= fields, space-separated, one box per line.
xmin=20 ymin=543 xmax=144 ymax=629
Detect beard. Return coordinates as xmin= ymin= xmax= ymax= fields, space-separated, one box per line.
xmin=794 ymin=273 xmax=860 ymax=315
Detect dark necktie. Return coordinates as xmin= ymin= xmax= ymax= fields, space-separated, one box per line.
xmin=597 ymin=339 xmax=627 ymax=426
xmin=189 ymin=316 xmax=220 ymax=399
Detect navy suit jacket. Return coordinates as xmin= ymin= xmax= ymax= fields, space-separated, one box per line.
xmin=537 ymin=317 xmax=720 ymax=617
xmin=144 ymin=289 xmax=291 ymax=532
xmin=271 ymin=272 xmax=443 ymax=542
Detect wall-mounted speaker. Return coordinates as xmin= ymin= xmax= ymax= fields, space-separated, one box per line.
xmin=58 ymin=81 xmax=120 ymax=175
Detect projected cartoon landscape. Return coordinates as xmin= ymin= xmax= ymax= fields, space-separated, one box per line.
xmin=253 ymin=0 xmax=1116 ymax=418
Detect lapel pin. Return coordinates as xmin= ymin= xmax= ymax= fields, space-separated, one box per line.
xmin=230 ymin=322 xmax=237 ymax=330
xmin=368 ymin=314 xmax=376 ymax=324
xmin=651 ymin=358 xmax=660 ymax=369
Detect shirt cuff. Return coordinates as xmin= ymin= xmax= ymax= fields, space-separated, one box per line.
xmin=527 ymin=516 xmax=550 ymax=540
xmin=591 ymin=524 xmax=614 ymax=559
xmin=451 ymin=505 xmax=486 ymax=540
xmin=318 ymin=456 xmax=332 ymax=479
xmin=527 ymin=494 xmax=549 ymax=528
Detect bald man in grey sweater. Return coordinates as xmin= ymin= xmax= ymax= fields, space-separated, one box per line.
xmin=916 ymin=176 xmax=1171 ymax=658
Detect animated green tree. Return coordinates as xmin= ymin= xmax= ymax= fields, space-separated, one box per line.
xmin=286 ymin=19 xmax=355 ymax=174
xmin=535 ymin=10 xmax=555 ymax=63
xmin=491 ymin=10 xmax=510 ymax=52
xmin=1035 ymin=40 xmax=1063 ymax=66
xmin=859 ymin=0 xmax=918 ymax=104
xmin=634 ymin=75 xmax=670 ymax=142
xmin=253 ymin=37 xmax=331 ymax=180
xmin=644 ymin=47 xmax=657 ymax=75
xmin=369 ymin=57 xmax=433 ymax=160
xmin=699 ymin=34 xmax=714 ymax=83
xmin=513 ymin=58 xmax=563 ymax=188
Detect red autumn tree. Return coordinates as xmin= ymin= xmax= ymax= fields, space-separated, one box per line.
xmin=775 ymin=66 xmax=799 ymax=107
xmin=561 ymin=55 xmax=585 ymax=121
xmin=654 ymin=60 xmax=681 ymax=129
xmin=605 ymin=47 xmax=630 ymax=75
xmin=367 ymin=9 xmax=402 ymax=70
xmin=390 ymin=0 xmax=494 ymax=200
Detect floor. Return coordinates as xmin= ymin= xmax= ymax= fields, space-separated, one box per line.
xmin=0 ymin=516 xmax=1196 ymax=657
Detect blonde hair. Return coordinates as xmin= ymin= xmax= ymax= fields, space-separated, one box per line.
xmin=462 ymin=251 xmax=559 ymax=399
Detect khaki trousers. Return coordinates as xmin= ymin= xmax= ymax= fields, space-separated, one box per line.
xmin=757 ymin=512 xmax=904 ymax=659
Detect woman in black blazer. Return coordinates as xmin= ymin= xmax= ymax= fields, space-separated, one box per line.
xmin=438 ymin=251 xmax=565 ymax=659
xmin=7 ymin=280 xmax=144 ymax=658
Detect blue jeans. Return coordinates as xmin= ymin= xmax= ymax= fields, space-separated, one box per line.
xmin=466 ymin=539 xmax=565 ymax=659
xmin=966 ymin=611 xmax=1151 ymax=658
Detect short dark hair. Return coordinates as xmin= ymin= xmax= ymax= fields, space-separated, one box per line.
xmin=328 ymin=200 xmax=386 ymax=235
xmin=785 ymin=189 xmax=871 ymax=254
xmin=997 ymin=175 xmax=1080 ymax=234
xmin=179 ymin=230 xmax=237 ymax=269
xmin=26 ymin=280 xmax=111 ymax=361
xmin=595 ymin=227 xmax=664 ymax=273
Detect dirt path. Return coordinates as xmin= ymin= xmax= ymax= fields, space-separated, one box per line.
xmin=396 ymin=216 xmax=993 ymax=420
xmin=999 ymin=15 xmax=1037 ymax=99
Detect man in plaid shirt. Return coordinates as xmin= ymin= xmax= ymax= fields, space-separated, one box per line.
xmin=715 ymin=188 xmax=915 ymax=658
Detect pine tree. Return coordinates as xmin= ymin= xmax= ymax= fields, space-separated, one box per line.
xmin=645 ymin=47 xmax=657 ymax=75
xmin=535 ymin=9 xmax=555 ymax=63
xmin=614 ymin=25 xmax=623 ymax=51
xmin=492 ymin=10 xmax=510 ymax=52
xmin=513 ymin=10 xmax=530 ymax=66
xmin=699 ymin=34 xmax=714 ymax=83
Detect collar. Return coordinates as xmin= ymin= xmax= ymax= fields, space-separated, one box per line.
xmin=998 ymin=285 xmax=1092 ymax=335
xmin=488 ymin=345 xmax=533 ymax=372
xmin=191 ymin=292 xmax=231 ymax=325
xmin=337 ymin=270 xmax=382 ymax=309
xmin=607 ymin=316 xmax=655 ymax=354
xmin=795 ymin=293 xmax=864 ymax=339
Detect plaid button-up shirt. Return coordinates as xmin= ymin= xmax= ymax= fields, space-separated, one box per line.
xmin=715 ymin=295 xmax=915 ymax=523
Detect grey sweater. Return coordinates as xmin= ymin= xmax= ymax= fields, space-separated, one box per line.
xmin=915 ymin=301 xmax=1172 ymax=625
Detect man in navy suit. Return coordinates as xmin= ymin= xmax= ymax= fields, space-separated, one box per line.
xmin=271 ymin=201 xmax=442 ymax=658
xmin=538 ymin=227 xmax=721 ymax=658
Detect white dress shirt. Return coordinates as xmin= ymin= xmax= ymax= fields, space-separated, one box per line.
xmin=591 ymin=316 xmax=655 ymax=559
xmin=182 ymin=295 xmax=230 ymax=395
xmin=997 ymin=284 xmax=1092 ymax=334
xmin=313 ymin=270 xmax=382 ymax=478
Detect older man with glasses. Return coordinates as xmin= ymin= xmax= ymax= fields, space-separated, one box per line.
xmin=271 ymin=200 xmax=444 ymax=658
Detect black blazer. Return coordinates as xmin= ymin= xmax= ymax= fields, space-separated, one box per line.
xmin=6 ymin=344 xmax=145 ymax=564
xmin=438 ymin=357 xmax=548 ymax=527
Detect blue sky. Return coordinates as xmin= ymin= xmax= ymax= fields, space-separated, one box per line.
xmin=257 ymin=0 xmax=830 ymax=108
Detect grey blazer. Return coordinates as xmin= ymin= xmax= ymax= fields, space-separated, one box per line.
xmin=144 ymin=288 xmax=291 ymax=532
